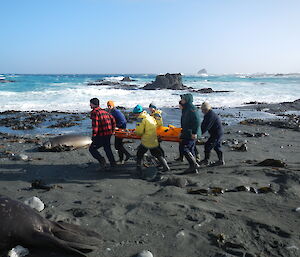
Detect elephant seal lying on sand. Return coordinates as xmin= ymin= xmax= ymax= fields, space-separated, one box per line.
xmin=0 ymin=196 xmax=101 ymax=256
xmin=41 ymin=134 xmax=92 ymax=151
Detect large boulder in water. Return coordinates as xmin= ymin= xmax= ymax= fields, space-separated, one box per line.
xmin=121 ymin=76 xmax=136 ymax=82
xmin=143 ymin=73 xmax=186 ymax=90
xmin=197 ymin=68 xmax=207 ymax=75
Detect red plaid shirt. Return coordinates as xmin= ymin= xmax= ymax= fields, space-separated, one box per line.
xmin=90 ymin=107 xmax=116 ymax=136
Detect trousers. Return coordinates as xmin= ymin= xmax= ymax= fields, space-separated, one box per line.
xmin=89 ymin=135 xmax=115 ymax=165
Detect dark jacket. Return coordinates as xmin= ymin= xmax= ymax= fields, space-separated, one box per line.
xmin=201 ymin=109 xmax=223 ymax=137
xmin=180 ymin=94 xmax=200 ymax=139
xmin=110 ymin=108 xmax=127 ymax=129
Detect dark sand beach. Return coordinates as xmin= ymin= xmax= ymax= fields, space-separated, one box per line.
xmin=0 ymin=102 xmax=299 ymax=257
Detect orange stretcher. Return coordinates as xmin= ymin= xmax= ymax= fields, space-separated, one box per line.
xmin=115 ymin=125 xmax=182 ymax=142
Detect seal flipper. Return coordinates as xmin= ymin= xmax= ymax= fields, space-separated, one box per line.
xmin=56 ymin=221 xmax=102 ymax=239
xmin=52 ymin=228 xmax=101 ymax=247
xmin=32 ymin=231 xmax=92 ymax=257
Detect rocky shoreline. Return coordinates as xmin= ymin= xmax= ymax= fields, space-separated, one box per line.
xmin=1 ymin=99 xmax=299 ymax=136
xmin=0 ymin=100 xmax=299 ymax=256
xmin=238 ymin=99 xmax=300 ymax=131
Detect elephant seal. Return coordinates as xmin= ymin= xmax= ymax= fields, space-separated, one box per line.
xmin=41 ymin=134 xmax=92 ymax=151
xmin=0 ymin=196 xmax=101 ymax=256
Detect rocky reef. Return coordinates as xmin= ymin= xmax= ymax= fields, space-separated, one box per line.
xmin=121 ymin=76 xmax=136 ymax=82
xmin=192 ymin=88 xmax=231 ymax=94
xmin=87 ymin=79 xmax=137 ymax=90
xmin=143 ymin=73 xmax=187 ymax=90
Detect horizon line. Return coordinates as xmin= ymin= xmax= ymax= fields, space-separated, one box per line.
xmin=2 ymin=72 xmax=300 ymax=76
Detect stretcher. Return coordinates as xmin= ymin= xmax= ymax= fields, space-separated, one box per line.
xmin=115 ymin=125 xmax=182 ymax=142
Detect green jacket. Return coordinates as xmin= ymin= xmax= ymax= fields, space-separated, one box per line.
xmin=180 ymin=94 xmax=200 ymax=139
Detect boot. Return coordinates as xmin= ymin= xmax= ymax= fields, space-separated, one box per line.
xmin=124 ymin=152 xmax=132 ymax=162
xmin=119 ymin=154 xmax=131 ymax=165
xmin=157 ymin=156 xmax=170 ymax=172
xmin=199 ymin=151 xmax=210 ymax=166
xmin=217 ymin=151 xmax=225 ymax=165
xmin=110 ymin=160 xmax=118 ymax=168
xmin=97 ymin=157 xmax=107 ymax=171
xmin=174 ymin=153 xmax=184 ymax=162
xmin=181 ymin=152 xmax=200 ymax=174
xmin=118 ymin=150 xmax=124 ymax=164
xmin=196 ymin=153 xmax=201 ymax=164
xmin=210 ymin=151 xmax=225 ymax=166
xmin=195 ymin=147 xmax=201 ymax=163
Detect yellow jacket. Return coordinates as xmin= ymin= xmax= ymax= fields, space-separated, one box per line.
xmin=150 ymin=109 xmax=163 ymax=127
xmin=135 ymin=111 xmax=159 ymax=148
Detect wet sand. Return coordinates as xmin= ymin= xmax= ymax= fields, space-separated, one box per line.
xmin=0 ymin=107 xmax=300 ymax=257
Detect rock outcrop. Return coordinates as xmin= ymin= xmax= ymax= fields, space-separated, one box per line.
xmin=87 ymin=80 xmax=137 ymax=90
xmin=192 ymin=88 xmax=231 ymax=94
xmin=197 ymin=68 xmax=207 ymax=75
xmin=0 ymin=79 xmax=15 ymax=83
xmin=121 ymin=76 xmax=136 ymax=82
xmin=143 ymin=73 xmax=186 ymax=90
xmin=87 ymin=80 xmax=120 ymax=86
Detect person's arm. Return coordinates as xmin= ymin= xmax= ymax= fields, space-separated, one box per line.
xmin=91 ymin=112 xmax=99 ymax=137
xmin=115 ymin=109 xmax=127 ymax=128
xmin=110 ymin=114 xmax=116 ymax=131
xmin=154 ymin=112 xmax=163 ymax=127
xmin=201 ymin=115 xmax=208 ymax=134
xmin=190 ymin=109 xmax=200 ymax=139
xmin=201 ymin=112 xmax=215 ymax=134
xmin=135 ymin=118 xmax=145 ymax=136
xmin=118 ymin=112 xmax=127 ymax=129
xmin=110 ymin=110 xmax=117 ymax=121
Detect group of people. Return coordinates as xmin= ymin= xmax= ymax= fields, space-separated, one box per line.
xmin=88 ymin=93 xmax=224 ymax=176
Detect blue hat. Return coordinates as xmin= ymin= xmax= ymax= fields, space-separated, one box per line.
xmin=133 ymin=104 xmax=143 ymax=113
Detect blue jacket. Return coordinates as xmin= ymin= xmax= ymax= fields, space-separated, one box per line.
xmin=110 ymin=108 xmax=127 ymax=129
xmin=201 ymin=110 xmax=223 ymax=137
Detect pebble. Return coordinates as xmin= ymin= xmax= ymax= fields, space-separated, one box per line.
xmin=193 ymin=224 xmax=203 ymax=231
xmin=10 ymin=153 xmax=29 ymax=161
xmin=136 ymin=250 xmax=153 ymax=257
xmin=232 ymin=139 xmax=239 ymax=145
xmin=24 ymin=196 xmax=45 ymax=212
xmin=176 ymin=230 xmax=186 ymax=238
xmin=286 ymin=245 xmax=299 ymax=250
xmin=8 ymin=245 xmax=29 ymax=257
xmin=193 ymin=217 xmax=211 ymax=231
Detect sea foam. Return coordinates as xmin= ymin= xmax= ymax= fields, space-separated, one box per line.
xmin=0 ymin=74 xmax=299 ymax=112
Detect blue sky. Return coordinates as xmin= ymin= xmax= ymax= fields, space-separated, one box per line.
xmin=1 ymin=0 xmax=300 ymax=74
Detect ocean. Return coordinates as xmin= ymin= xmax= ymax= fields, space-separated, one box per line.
xmin=0 ymin=73 xmax=299 ymax=135
xmin=1 ymin=73 xmax=299 ymax=112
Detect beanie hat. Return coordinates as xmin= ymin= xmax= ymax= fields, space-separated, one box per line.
xmin=133 ymin=104 xmax=143 ymax=114
xmin=107 ymin=100 xmax=115 ymax=107
xmin=201 ymin=102 xmax=212 ymax=111
xmin=149 ymin=102 xmax=157 ymax=109
xmin=90 ymin=98 xmax=99 ymax=106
